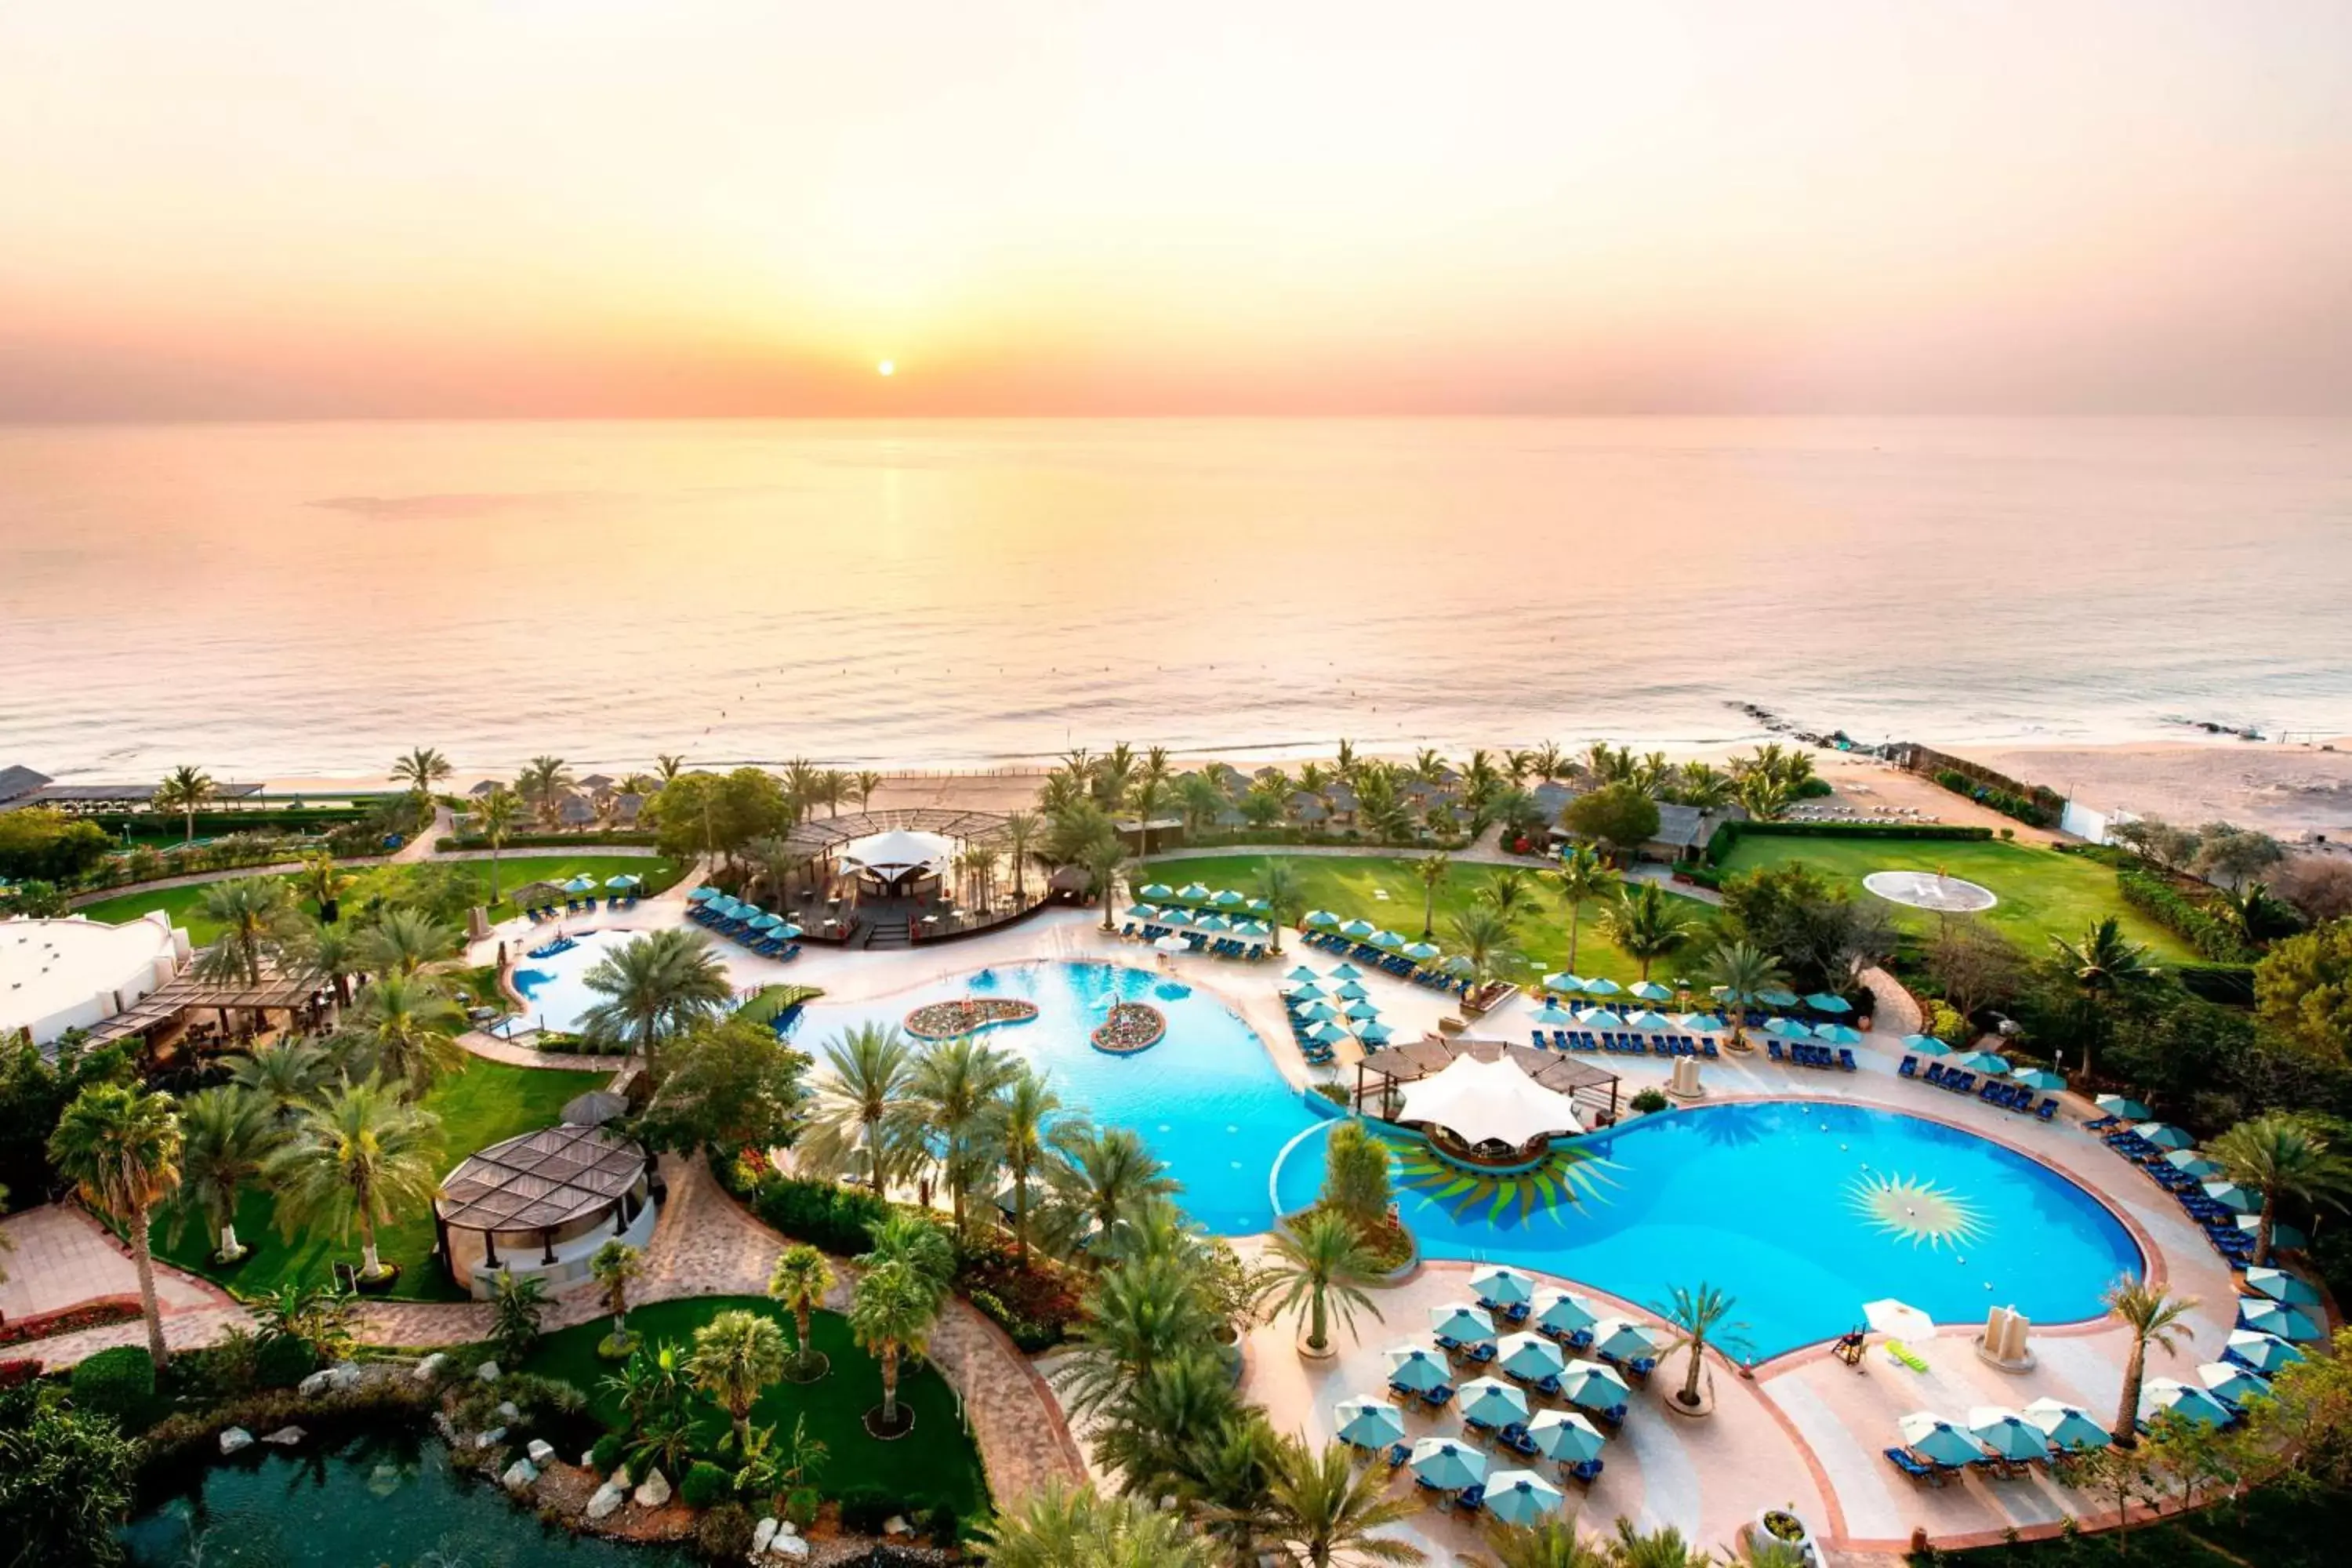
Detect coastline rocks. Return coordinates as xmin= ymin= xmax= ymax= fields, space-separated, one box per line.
xmin=586 ymin=1482 xmax=627 ymax=1521
xmin=218 ymin=1427 xmax=253 ymax=1456
xmin=415 ymin=1352 xmax=448 ymax=1381
xmin=260 ymin=1426 xmax=306 ymax=1447
xmin=527 ymin=1439 xmax=557 ymax=1467
xmin=633 ymin=1468 xmax=672 ymax=1508
xmin=502 ymin=1458 xmax=539 ymax=1493
xmin=475 ymin=1359 xmax=502 ymax=1382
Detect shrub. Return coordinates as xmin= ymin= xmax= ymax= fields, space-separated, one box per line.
xmin=786 ymin=1486 xmax=821 ymax=1528
xmin=1628 ymin=1087 xmax=1670 ymax=1114
xmin=590 ymin=1432 xmax=627 ymax=1473
xmin=2177 ymin=964 xmax=2258 ymax=1007
xmin=740 ymin=1172 xmax=892 ymax=1256
xmin=0 ymin=1359 xmax=39 ymax=1389
xmin=837 ymin=1487 xmax=902 ymax=1537
xmin=2118 ymin=867 xmax=2252 ymax=962
xmin=70 ymin=1345 xmax=157 ymax=1428
xmin=681 ymin=1460 xmax=735 ymax=1508
xmin=254 ymin=1333 xmax=318 ymax=1389
xmin=1926 ymin=1002 xmax=1969 ymax=1044
xmin=697 ymin=1502 xmax=755 ymax=1561
xmin=925 ymin=1503 xmax=964 ymax=1545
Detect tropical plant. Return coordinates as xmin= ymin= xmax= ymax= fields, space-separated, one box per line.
xmin=1410 ymin=852 xmax=1450 ymax=940
xmin=688 ymin=1308 xmax=791 ymax=1453
xmin=1044 ymin=1124 xmax=1178 ymax=1261
xmin=602 ymin=1340 xmax=699 ymax=1475
xmin=1653 ymin=1281 xmax=1750 ymax=1409
xmin=389 ymin=746 xmax=452 ymax=798
xmin=354 ymin=907 xmax=461 ymax=977
xmin=229 ymin=1036 xmax=336 ymax=1117
xmin=262 ymin=1076 xmax=442 ymax=1283
xmin=1544 ymin=842 xmax=1617 ymax=974
xmin=1606 ymin=1519 xmax=1714 ymax=1568
xmin=1000 ymin=1067 xmax=1062 ymax=1265
xmin=1479 ymin=867 xmax=1540 ymax=930
xmin=2105 ymin=1278 xmax=2198 ymax=1450
xmin=1319 ymin=1118 xmax=1392 ymax=1231
xmin=1057 ymin=1238 xmax=1220 ymax=1419
xmin=1260 ymin=1210 xmax=1384 ymax=1356
xmin=908 ymin=1035 xmax=1019 ymax=1232
xmin=292 ymin=851 xmax=354 ymax=924
xmin=2207 ymin=1112 xmax=2352 ymax=1268
xmin=1445 ymin=904 xmax=1516 ymax=988
xmin=490 ymin=1269 xmax=550 ymax=1363
xmin=860 ymin=1210 xmax=956 ymax=1307
xmin=154 ymin=763 xmax=217 ymax=843
xmin=848 ymin=1259 xmax=940 ymax=1431
xmin=1131 ymin=775 xmax=1177 ymax=861
xmin=853 ymin=769 xmax=884 ymax=811
xmin=978 ymin=1481 xmax=1215 ymax=1568
xmin=1600 ymin=883 xmax=1693 ymax=981
xmin=517 ymin=754 xmax=573 ymax=824
xmin=1562 ymin=781 xmax=1660 ymax=859
xmin=192 ymin=876 xmax=301 ymax=986
xmin=2049 ymin=916 xmax=2159 ymax=1082
xmin=48 ymin=1082 xmax=182 ymax=1368
xmin=471 ymin=786 xmax=523 ymax=902
xmin=735 ymin=1413 xmax=829 ymax=1516
xmin=1254 ymin=859 xmax=1303 ymax=956
xmin=1001 ymin=810 xmax=1042 ymax=900
xmin=0 ymin=1400 xmax=140 ymax=1568
xmin=1085 ymin=837 xmax=1129 ymax=932
xmin=655 ymin=753 xmax=687 ymax=786
xmin=1249 ymin=1434 xmax=1424 ymax=1568
xmin=170 ymin=1086 xmax=277 ymax=1262
xmin=768 ymin=1243 xmax=837 ymax=1376
xmin=1701 ymin=940 xmax=1786 ymax=1053
xmin=1733 ymin=772 xmax=1788 ymax=823
xmin=347 ymin=972 xmax=468 ymax=1096
xmin=799 ymin=1023 xmax=918 ymax=1194
xmin=576 ymin=927 xmax=732 ymax=1074
xmin=590 ymin=1240 xmax=645 ymax=1353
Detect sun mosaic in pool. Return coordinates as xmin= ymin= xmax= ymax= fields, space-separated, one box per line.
xmin=1847 ymin=1171 xmax=1989 ymax=1251
xmin=1388 ymin=1139 xmax=1620 ymax=1226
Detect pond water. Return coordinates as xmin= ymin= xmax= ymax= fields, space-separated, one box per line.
xmin=124 ymin=1430 xmax=690 ymax=1568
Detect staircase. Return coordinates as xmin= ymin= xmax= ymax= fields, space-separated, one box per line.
xmin=863 ymin=917 xmax=911 ymax=949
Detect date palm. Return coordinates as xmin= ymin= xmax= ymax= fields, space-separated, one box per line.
xmin=1675 ymin=761 xmax=1732 ymax=810
xmin=2050 ymin=917 xmax=2158 ymax=1082
xmin=171 ymin=1085 xmax=278 ymax=1262
xmin=2208 ymin=1112 xmax=2352 ymax=1268
xmin=1655 ymin=1281 xmax=1750 ymax=1409
xmin=1130 ymin=775 xmax=1177 ymax=860
xmin=1085 ymin=837 xmax=1128 ymax=932
xmin=688 ymin=1308 xmax=791 ymax=1453
xmin=291 ymin=919 xmax=361 ymax=1007
xmin=230 ymin=1036 xmax=335 ymax=1116
xmin=390 ymin=746 xmax=452 ymax=796
xmin=768 ymin=1243 xmax=837 ymax=1376
xmin=1000 ymin=1068 xmax=1061 ymax=1266
xmin=849 ymin=1259 xmax=940 ymax=1430
xmin=2106 ymin=1279 xmax=2197 ymax=1450
xmin=1606 ymin=1521 xmax=1712 ymax=1568
xmin=1600 ymin=883 xmax=1692 ymax=981
xmin=264 ymin=1076 xmax=441 ymax=1283
xmin=354 ymin=907 xmax=460 ymax=977
xmin=590 ymin=1239 xmax=644 ymax=1347
xmin=1703 ymin=940 xmax=1786 ymax=1053
xmin=194 ymin=876 xmax=301 ymax=986
xmin=1254 ymin=858 xmax=1303 ymax=956
xmin=1479 ymin=867 xmax=1539 ymax=931
xmin=1734 ymin=772 xmax=1788 ymax=822
xmin=348 ymin=973 xmax=468 ymax=1096
xmin=854 ymin=769 xmax=884 ymax=811
xmin=655 ymin=753 xmax=687 ymax=786
xmin=517 ymin=754 xmax=573 ymax=823
xmin=576 ymin=927 xmax=731 ymax=1076
xmin=48 ymin=1082 xmax=183 ymax=1367
xmin=1261 ymin=1210 xmax=1384 ymax=1355
xmin=908 ymin=1036 xmax=1019 ymax=1232
xmin=154 ymin=763 xmax=217 ymax=843
xmin=980 ymin=1482 xmax=1214 ymax=1568
xmin=1056 ymin=1241 xmax=1218 ymax=1418
xmin=295 ymin=851 xmax=354 ymax=924
xmin=1044 ymin=1124 xmax=1178 ymax=1262
xmin=471 ymin=786 xmax=523 ymax=902
xmin=1461 ymin=1519 xmax=1609 ymax=1568
xmin=1000 ymin=810 xmax=1041 ymax=900
xmin=801 ymin=1023 xmax=919 ymax=1194
xmin=1446 ymin=904 xmax=1516 ymax=989
xmin=1251 ymin=1435 xmax=1425 ymax=1568
xmin=1413 ymin=852 xmax=1451 ymax=939
xmin=1547 ymin=843 xmax=1617 ymax=973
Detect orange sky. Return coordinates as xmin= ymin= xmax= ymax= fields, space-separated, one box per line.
xmin=4 ymin=2 xmax=2350 ymax=417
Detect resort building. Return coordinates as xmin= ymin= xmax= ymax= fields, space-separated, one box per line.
xmin=0 ymin=911 xmax=189 ymax=1047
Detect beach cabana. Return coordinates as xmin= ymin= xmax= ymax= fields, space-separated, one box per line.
xmin=1398 ymin=1054 xmax=1585 ymax=1150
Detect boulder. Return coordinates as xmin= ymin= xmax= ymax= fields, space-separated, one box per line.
xmin=586 ymin=1482 xmax=627 ymax=1521
xmin=260 ymin=1426 xmax=306 ymax=1446
xmin=768 ymin=1533 xmax=810 ymax=1559
xmin=753 ymin=1518 xmax=779 ymax=1555
xmin=633 ymin=1468 xmax=672 ymax=1508
xmin=475 ymin=1427 xmax=507 ymax=1449
xmin=502 ymin=1458 xmax=539 ymax=1493
xmin=580 ymin=1448 xmax=599 ymax=1470
xmin=610 ymin=1465 xmax=632 ymax=1490
xmin=475 ymin=1359 xmax=501 ymax=1383
xmin=327 ymin=1363 xmax=364 ymax=1391
xmin=297 ymin=1370 xmax=334 ymax=1398
xmin=495 ymin=1400 xmax=521 ymax=1421
xmin=777 ymin=1522 xmax=797 ymax=1537
xmin=415 ymin=1352 xmax=448 ymax=1381
xmin=884 ymin=1515 xmax=910 ymax=1537
xmin=527 ymin=1439 xmax=557 ymax=1467
xmin=218 ymin=1427 xmax=253 ymax=1456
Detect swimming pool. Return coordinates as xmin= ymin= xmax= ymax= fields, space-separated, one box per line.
xmin=795 ymin=960 xmax=1322 ymax=1235
xmin=504 ymin=927 xmax=750 ymax=1035
xmin=1272 ymin=1098 xmax=2143 ymax=1357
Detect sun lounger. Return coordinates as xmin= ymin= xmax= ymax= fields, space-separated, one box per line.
xmin=1566 ymin=1457 xmax=1603 ymax=1485
xmin=1421 ymin=1384 xmax=1455 ymax=1408
xmin=1882 ymin=1340 xmax=1929 ymax=1373
xmin=1883 ymin=1447 xmax=1944 ymax=1486
xmin=1767 ymin=1040 xmax=1785 ymax=1062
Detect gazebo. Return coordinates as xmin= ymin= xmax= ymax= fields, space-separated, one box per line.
xmin=1395 ymin=1054 xmax=1585 ymax=1167
xmin=1352 ymin=1034 xmax=1620 ymax=1156
xmin=433 ymin=1123 xmax=655 ymax=1298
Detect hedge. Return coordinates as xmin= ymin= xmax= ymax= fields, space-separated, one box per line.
xmin=1704 ymin=818 xmax=1994 ymax=866
xmin=1166 ymin=826 xmax=1472 ymax=852
xmin=436 ymin=829 xmax=659 ymax=851
xmin=89 ymin=807 xmax=370 ymax=837
xmin=70 ymin=1345 xmax=157 ymax=1428
xmin=2117 ymin=867 xmax=2252 ymax=962
xmin=1932 ymin=769 xmax=2055 ymax=828
xmin=681 ymin=1460 xmax=734 ymax=1508
xmin=2177 ymin=964 xmax=2258 ymax=1007
xmin=719 ymin=1157 xmax=893 ymax=1256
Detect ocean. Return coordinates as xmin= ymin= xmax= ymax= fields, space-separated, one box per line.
xmin=2 ymin=417 xmax=2347 ymax=782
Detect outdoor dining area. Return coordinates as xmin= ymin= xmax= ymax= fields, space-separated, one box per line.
xmin=685 ymin=887 xmax=804 ymax=960
xmin=1341 ymin=1267 xmax=1658 ymax=1517
xmin=1345 ymin=1033 xmax=1622 ymax=1139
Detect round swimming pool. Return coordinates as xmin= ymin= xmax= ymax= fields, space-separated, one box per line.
xmin=1273 ymin=1098 xmax=2143 ymax=1357
xmin=796 ymin=960 xmax=1322 ymax=1235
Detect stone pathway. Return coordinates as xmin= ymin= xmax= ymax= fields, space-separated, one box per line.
xmin=387 ymin=804 xmax=453 ymax=863
xmin=454 ymin=1028 xmax=623 ymax=1073
xmin=1856 ymin=965 xmax=1922 ymax=1035
xmin=3 ymin=1203 xmax=250 ymax=1371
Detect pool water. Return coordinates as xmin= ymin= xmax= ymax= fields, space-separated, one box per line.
xmin=797 ymin=960 xmax=1322 ymax=1235
xmin=1273 ymin=1098 xmax=2143 ymax=1358
xmin=506 ymin=927 xmax=747 ymax=1036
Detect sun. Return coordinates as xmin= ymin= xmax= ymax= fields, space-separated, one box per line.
xmin=877 ymin=359 xmax=895 ymax=377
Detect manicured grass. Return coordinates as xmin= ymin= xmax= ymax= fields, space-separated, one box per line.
xmin=1140 ymin=853 xmax=1719 ymax=985
xmin=1709 ymin=836 xmax=2194 ymax=962
xmin=521 ymin=1295 xmax=989 ymax=1519
xmin=151 ymin=1057 xmax=608 ymax=1301
xmin=78 ymin=854 xmax=681 ymax=943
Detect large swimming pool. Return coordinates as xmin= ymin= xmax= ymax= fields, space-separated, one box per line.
xmin=505 ymin=927 xmax=719 ymax=1036
xmin=1273 ymin=1098 xmax=2143 ymax=1357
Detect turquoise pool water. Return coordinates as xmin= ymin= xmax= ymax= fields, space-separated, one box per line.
xmin=505 ymin=927 xmax=761 ymax=1036
xmin=796 ymin=960 xmax=1321 ymax=1235
xmin=1273 ymin=1098 xmax=2143 ymax=1358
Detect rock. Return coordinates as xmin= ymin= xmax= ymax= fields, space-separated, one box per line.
xmin=527 ymin=1439 xmax=557 ymax=1467
xmin=884 ymin=1515 xmax=910 ymax=1537
xmin=297 ymin=1370 xmax=334 ymax=1397
xmin=769 ymin=1533 xmax=810 ymax=1559
xmin=218 ymin=1427 xmax=253 ymax=1456
xmin=610 ymin=1465 xmax=632 ymax=1490
xmin=328 ymin=1363 xmax=363 ymax=1391
xmin=586 ymin=1482 xmax=626 ymax=1521
xmin=502 ymin=1458 xmax=539 ymax=1493
xmin=475 ymin=1359 xmax=502 ymax=1382
xmin=753 ymin=1518 xmax=779 ymax=1555
xmin=495 ymin=1400 xmax=520 ymax=1421
xmin=260 ymin=1426 xmax=306 ymax=1446
xmin=475 ymin=1427 xmax=507 ymax=1449
xmin=777 ymin=1522 xmax=797 ymax=1537
xmin=579 ymin=1448 xmax=599 ymax=1470
xmin=416 ymin=1352 xmax=448 ymax=1381
xmin=633 ymin=1468 xmax=671 ymax=1508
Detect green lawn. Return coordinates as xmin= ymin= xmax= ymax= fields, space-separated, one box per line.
xmin=1709 ymin=836 xmax=2195 ymax=961
xmin=1141 ymin=853 xmax=1720 ymax=985
xmin=521 ymin=1295 xmax=989 ymax=1519
xmin=78 ymin=853 xmax=681 ymax=943
xmin=152 ymin=1057 xmax=608 ymax=1301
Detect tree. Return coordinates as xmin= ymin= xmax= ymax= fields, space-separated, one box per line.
xmin=1719 ymin=860 xmax=1895 ymax=994
xmin=154 ymin=763 xmax=217 ymax=843
xmin=1057 ymin=1237 xmax=1220 ymax=1420
xmin=354 ymin=907 xmax=461 ymax=977
xmin=170 ymin=1086 xmax=276 ymax=1262
xmin=860 ymin=1210 xmax=957 ymax=1307
xmin=1412 ymin=853 xmax=1450 ymax=939
xmin=349 ymin=972 xmax=468 ymax=1095
xmin=2113 ymin=816 xmax=2204 ymax=874
xmin=1600 ymin=884 xmax=1692 ymax=981
xmin=1255 ymin=859 xmax=1303 ymax=956
xmin=578 ymin=927 xmax=732 ymax=1075
xmin=908 ymin=1036 xmax=1020 ymax=1232
xmin=635 ymin=1014 xmax=808 ymax=1154
xmin=1446 ymin=905 xmax=1517 ymax=989
xmin=48 ymin=1082 xmax=182 ymax=1369
xmin=293 ymin=851 xmax=354 ymax=924
xmin=768 ymin=1244 xmax=837 ymax=1377
xmin=1927 ymin=915 xmax=2025 ymax=1023
xmin=0 ymin=808 xmax=111 ymax=884
xmin=1086 ymin=837 xmax=1128 ymax=932
xmin=655 ymin=753 xmax=687 ymax=786
xmin=2276 ymin=857 xmax=2352 ymax=926
xmin=263 ymin=1076 xmax=441 ymax=1283
xmin=590 ymin=1240 xmax=644 ymax=1352
xmin=1461 ymin=1518 xmax=1609 ymax=1568
xmin=849 ymin=1260 xmax=940 ymax=1432
xmin=390 ymin=746 xmax=452 ymax=798
xmin=1250 ymin=1435 xmax=1424 ymax=1568
xmin=978 ymin=1482 xmax=1215 ymax=1568
xmin=1000 ymin=1068 xmax=1060 ymax=1266
xmin=800 ymin=1023 xmax=917 ymax=1194
xmin=1261 ymin=1210 xmax=1384 ymax=1355
xmin=0 ymin=1401 xmax=140 ymax=1568
xmin=471 ymin=787 xmax=523 ymax=902
xmin=2106 ymin=1279 xmax=2197 ymax=1450
xmin=1547 ymin=844 xmax=1617 ymax=974
xmin=1606 ymin=1521 xmax=1715 ymax=1568
xmin=2195 ymin=822 xmax=2285 ymax=891
xmin=193 ymin=876 xmax=301 ymax=986
xmin=2207 ymin=1112 xmax=2352 ymax=1267
xmin=491 ymin=1269 xmax=550 ymax=1363
xmin=854 ymin=769 xmax=884 ymax=811
xmin=1001 ymin=810 xmax=1042 ymax=900
xmin=1130 ymin=775 xmax=1177 ymax=861
xmin=1319 ymin=1119 xmax=1392 ymax=1231
xmin=1733 ymin=773 xmax=1788 ymax=823
xmin=2255 ymin=920 xmax=2352 ymax=1062
xmin=2051 ymin=917 xmax=2160 ymax=1082
xmin=1044 ymin=1124 xmax=1178 ymax=1262
xmin=1563 ymin=782 xmax=1659 ymax=860
xmin=1654 ymin=1281 xmax=1749 ymax=1410
xmin=1480 ymin=868 xmax=1540 ymax=931
xmin=1701 ymin=941 xmax=1785 ymax=1054
xmin=689 ymin=1308 xmax=791 ymax=1453
xmin=517 ymin=754 xmax=574 ymax=824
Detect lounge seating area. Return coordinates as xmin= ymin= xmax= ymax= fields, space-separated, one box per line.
xmin=686 ymin=888 xmax=803 ymax=961
xmin=1766 ymin=1040 xmax=1860 ymax=1071
xmin=1530 ymin=1028 xmax=1719 ymax=1059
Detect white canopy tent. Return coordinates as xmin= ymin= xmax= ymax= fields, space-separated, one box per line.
xmin=1396 ymin=1054 xmax=1583 ymax=1149
xmin=839 ymin=829 xmax=956 ymax=880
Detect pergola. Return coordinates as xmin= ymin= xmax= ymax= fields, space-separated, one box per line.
xmin=78 ymin=964 xmax=325 ymax=1051
xmin=1353 ymin=1033 xmax=1620 ymax=1131
xmin=780 ymin=807 xmax=1014 ymax=861
xmin=434 ymin=1123 xmax=653 ymax=1287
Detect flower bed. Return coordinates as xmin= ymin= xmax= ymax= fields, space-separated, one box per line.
xmin=903 ymin=997 xmax=1040 ymax=1041
xmin=1090 ymin=1001 xmax=1165 ymax=1054
xmin=0 ymin=1296 xmax=141 ymax=1348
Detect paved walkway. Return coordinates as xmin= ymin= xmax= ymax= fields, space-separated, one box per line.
xmin=387 ymin=804 xmax=453 ymax=863
xmin=4 ymin=1204 xmax=250 ymax=1371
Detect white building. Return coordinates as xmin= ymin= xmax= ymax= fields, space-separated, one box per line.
xmin=1 ymin=911 xmax=190 ymax=1047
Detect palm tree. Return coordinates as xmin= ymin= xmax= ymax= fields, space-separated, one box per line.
xmin=1251 ymin=1435 xmax=1424 ymax=1568
xmin=1546 ymin=843 xmax=1617 ymax=973
xmin=472 ymin=787 xmax=523 ymax=902
xmin=1600 ymin=884 xmax=1692 ymax=981
xmin=1461 ymin=1518 xmax=1609 ymax=1568
xmin=194 ymin=876 xmax=300 ymax=986
xmin=1094 ymin=742 xmax=1138 ymax=809
xmin=655 ymin=753 xmax=687 ymax=786
xmin=1654 ymin=1281 xmax=1749 ymax=1410
xmin=981 ymin=1482 xmax=1214 ymax=1568
xmin=849 ymin=1259 xmax=941 ymax=1431
xmin=263 ymin=1076 xmax=441 ymax=1283
xmin=1479 ymin=868 xmax=1539 ymax=931
xmin=295 ymin=851 xmax=354 ymax=924
xmin=688 ymin=1308 xmax=791 ymax=1453
xmin=590 ymin=1240 xmax=644 ymax=1349
xmin=2049 ymin=917 xmax=2158 ymax=1082
xmin=1044 ymin=1124 xmax=1178 ymax=1261
xmin=2208 ymin=1112 xmax=2352 ymax=1267
xmin=908 ymin=1036 xmax=1020 ymax=1232
xmin=349 ymin=973 xmax=468 ymax=1095
xmin=48 ymin=1083 xmax=183 ymax=1368
xmin=1056 ymin=1242 xmax=1218 ymax=1418
xmin=768 ymin=1243 xmax=837 ymax=1376
xmin=815 ymin=768 xmax=850 ymax=816
xmin=1606 ymin=1520 xmax=1712 ymax=1568
xmin=354 ymin=907 xmax=460 ymax=977
xmin=171 ymin=1086 xmax=276 ymax=1262
xmin=1446 ymin=904 xmax=1516 ymax=989
xmin=518 ymin=754 xmax=573 ymax=824
xmin=230 ymin=1036 xmax=335 ymax=1116
xmin=154 ymin=764 xmax=217 ymax=843
xmin=2106 ymin=1279 xmax=2197 ymax=1451
xmin=1675 ymin=761 xmax=1733 ymax=811
xmin=1001 ymin=810 xmax=1042 ymax=901
xmin=1702 ymin=940 xmax=1786 ymax=1054
xmin=1084 ymin=837 xmax=1128 ymax=932
xmin=1735 ymin=772 xmax=1789 ymax=823
xmin=854 ymin=769 xmax=884 ymax=811
xmin=390 ymin=746 xmax=452 ymax=797
xmin=1131 ymin=776 xmax=1177 ymax=860
xmin=576 ymin=927 xmax=732 ymax=1075
xmin=293 ymin=920 xmax=361 ymax=1007
xmin=1261 ymin=1210 xmax=1384 ymax=1356
xmin=1000 ymin=1069 xmax=1061 ymax=1266
xmin=801 ymin=1023 xmax=918 ymax=1194
xmin=1412 ymin=852 xmax=1451 ymax=939
xmin=1255 ymin=859 xmax=1303 ymax=957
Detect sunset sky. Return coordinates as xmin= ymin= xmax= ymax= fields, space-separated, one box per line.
xmin=4 ymin=2 xmax=2349 ymax=418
